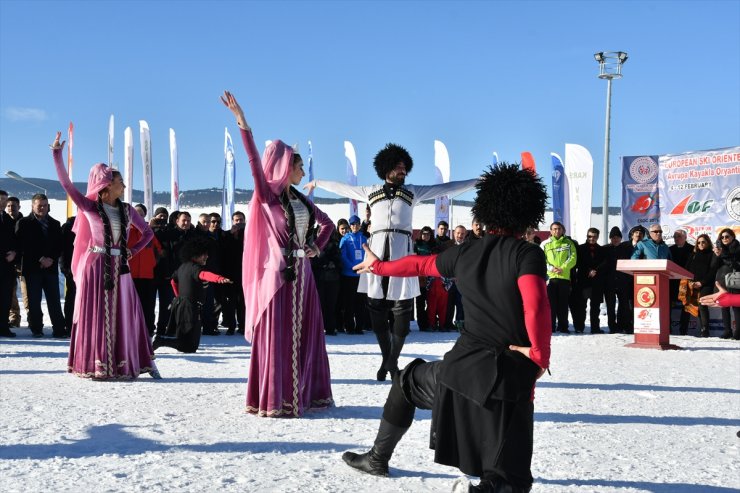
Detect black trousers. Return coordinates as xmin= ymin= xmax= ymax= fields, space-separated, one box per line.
xmin=0 ymin=268 xmax=14 ymax=332
xmin=547 ymin=278 xmax=570 ymax=332
xmin=25 ymin=270 xmax=65 ymax=334
xmin=316 ymin=277 xmax=340 ymax=334
xmin=339 ymin=275 xmax=368 ymax=333
xmin=571 ymin=284 xmax=602 ymax=332
xmin=415 ymin=286 xmax=429 ymax=330
xmin=155 ymin=278 xmax=174 ymax=335
xmin=133 ymin=278 xmax=156 ymax=336
xmin=63 ymin=273 xmax=76 ymax=333
xmin=368 ymin=298 xmax=413 ymax=337
xmin=382 ymin=359 xmax=534 ymax=488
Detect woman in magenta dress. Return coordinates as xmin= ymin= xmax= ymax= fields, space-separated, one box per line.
xmin=51 ymin=132 xmax=159 ymax=380
xmin=222 ymin=91 xmax=334 ymax=417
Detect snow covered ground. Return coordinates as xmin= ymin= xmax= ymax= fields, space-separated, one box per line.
xmin=1 ymin=314 xmax=739 ymax=493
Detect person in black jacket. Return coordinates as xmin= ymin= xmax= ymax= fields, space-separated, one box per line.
xmin=14 ymin=194 xmax=66 ymax=338
xmin=603 ymin=227 xmax=624 ymax=333
xmin=685 ymin=234 xmax=720 ymax=337
xmin=60 ymin=215 xmax=76 ymax=336
xmin=714 ymin=228 xmax=740 ymax=339
xmin=312 ymin=222 xmax=344 ymax=336
xmin=669 ymin=229 xmax=694 ymax=334
xmin=226 ymin=211 xmax=246 ymax=335
xmin=614 ymin=225 xmax=646 ymax=334
xmin=571 ymin=227 xmax=606 ymax=334
xmin=0 ymin=190 xmax=19 ymax=337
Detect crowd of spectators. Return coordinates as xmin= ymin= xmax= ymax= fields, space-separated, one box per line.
xmin=2 ymin=186 xmax=738 ymax=341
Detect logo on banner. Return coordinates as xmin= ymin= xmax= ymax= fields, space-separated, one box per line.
xmin=630 ymin=157 xmax=658 ymax=184
xmin=727 ymin=186 xmax=740 ymax=222
xmin=631 ymin=194 xmax=657 ymax=214
xmin=669 ymin=194 xmax=714 ymax=215
xmin=637 ymin=287 xmax=656 ymax=308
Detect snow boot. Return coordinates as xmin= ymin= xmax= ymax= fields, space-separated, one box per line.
xmin=385 ymin=334 xmax=406 ymax=375
xmin=375 ymin=330 xmax=392 ymax=381
xmin=342 ymin=419 xmax=408 ymax=476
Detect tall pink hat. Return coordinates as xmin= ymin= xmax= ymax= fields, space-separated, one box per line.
xmin=85 ymin=163 xmax=113 ymax=200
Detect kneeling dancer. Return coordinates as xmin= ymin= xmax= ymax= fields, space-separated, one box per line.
xmin=343 ymin=163 xmax=551 ymax=493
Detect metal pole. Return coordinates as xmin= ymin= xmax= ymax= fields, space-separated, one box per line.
xmin=602 ymin=77 xmax=612 ymax=244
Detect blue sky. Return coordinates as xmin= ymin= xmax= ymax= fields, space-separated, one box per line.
xmin=1 ymin=0 xmax=738 ymax=206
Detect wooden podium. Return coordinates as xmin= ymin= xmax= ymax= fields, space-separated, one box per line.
xmin=616 ymin=259 xmax=693 ymax=350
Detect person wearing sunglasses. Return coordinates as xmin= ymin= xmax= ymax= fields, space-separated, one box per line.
xmin=685 ymin=234 xmax=720 ymax=337
xmin=714 ymin=228 xmax=740 ymax=339
xmin=632 ymin=224 xmax=672 ymax=260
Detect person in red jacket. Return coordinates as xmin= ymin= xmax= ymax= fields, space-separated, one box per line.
xmin=153 ymin=237 xmax=231 ymax=353
xmin=129 ymin=204 xmax=162 ymax=337
xmin=342 ymin=163 xmax=551 ymax=493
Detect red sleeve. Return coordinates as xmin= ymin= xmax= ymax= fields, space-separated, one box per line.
xmin=199 ymin=271 xmax=227 ymax=283
xmin=372 ymin=254 xmax=441 ymax=277
xmin=170 ymin=279 xmax=179 ymax=297
xmin=517 ymin=274 xmax=551 ymax=369
xmin=717 ymin=293 xmax=740 ymax=307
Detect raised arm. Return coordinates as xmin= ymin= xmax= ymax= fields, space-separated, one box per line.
xmin=221 ymin=91 xmax=269 ymax=202
xmin=51 ymin=132 xmax=94 ymax=211
xmin=311 ymin=203 xmax=336 ymax=252
xmin=412 ymin=178 xmax=478 ymax=202
xmin=354 ymin=244 xmax=441 ymax=277
xmin=307 ymin=180 xmax=370 ymax=202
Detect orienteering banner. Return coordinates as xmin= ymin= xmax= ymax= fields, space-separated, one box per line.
xmin=551 ymin=152 xmax=569 ymax=229
xmin=108 ymin=114 xmax=114 ymax=168
xmin=521 ymin=151 xmax=536 ymax=173
xmin=344 ymin=141 xmax=358 ymax=217
xmin=564 ymin=143 xmax=593 ymax=243
xmin=170 ymin=129 xmax=180 ymax=213
xmin=66 ymin=122 xmax=75 ymax=218
xmin=139 ymin=121 xmax=153 ymax=220
xmin=222 ymin=127 xmax=236 ymax=230
xmin=307 ymin=140 xmax=315 ymax=201
xmin=124 ymin=127 xmax=133 ymax=204
xmin=658 ymin=146 xmax=740 ymax=243
xmin=434 ymin=140 xmax=451 ymax=227
xmin=620 ymin=155 xmax=660 ymax=236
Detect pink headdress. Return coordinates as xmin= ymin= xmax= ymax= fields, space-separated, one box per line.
xmin=85 ymin=163 xmax=113 ymax=200
xmin=261 ymin=140 xmax=294 ymax=196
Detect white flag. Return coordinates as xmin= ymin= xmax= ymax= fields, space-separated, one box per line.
xmin=565 ymin=143 xmax=594 ymax=243
xmin=139 ymin=121 xmax=153 ymax=220
xmin=124 ymin=127 xmax=133 ymax=204
xmin=170 ymin=129 xmax=179 ymax=212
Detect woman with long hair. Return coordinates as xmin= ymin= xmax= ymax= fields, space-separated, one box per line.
xmin=51 ymin=132 xmax=159 ymax=379
xmin=685 ymin=234 xmax=719 ymax=337
xmin=222 ymin=91 xmax=334 ymax=417
xmin=714 ymin=228 xmax=740 ymax=339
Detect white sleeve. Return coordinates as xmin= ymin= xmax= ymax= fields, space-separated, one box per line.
xmin=314 ymin=180 xmax=370 ymax=201
xmin=411 ymin=178 xmax=478 ymax=202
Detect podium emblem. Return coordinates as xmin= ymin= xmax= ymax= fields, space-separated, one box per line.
xmin=637 ymin=287 xmax=656 ymax=307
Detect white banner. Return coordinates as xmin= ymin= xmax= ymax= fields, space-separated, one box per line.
xmin=222 ymin=127 xmax=236 ymax=230
xmin=124 ymin=127 xmax=133 ymax=204
xmin=108 ymin=114 xmax=114 ymax=168
xmin=434 ymin=140 xmax=451 ymax=227
xmin=565 ymin=143 xmax=594 ymax=243
xmin=139 ymin=121 xmax=153 ymax=220
xmin=170 ymin=128 xmax=179 ymax=212
xmin=344 ymin=141 xmax=358 ymax=217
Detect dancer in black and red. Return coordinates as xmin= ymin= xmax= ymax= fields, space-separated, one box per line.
xmin=342 ymin=163 xmax=551 ymax=493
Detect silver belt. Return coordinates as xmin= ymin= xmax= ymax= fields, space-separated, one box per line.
xmin=281 ymin=248 xmax=306 ymax=258
xmin=89 ymin=246 xmax=121 ymax=256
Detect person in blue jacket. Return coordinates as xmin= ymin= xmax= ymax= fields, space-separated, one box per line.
xmin=339 ymin=215 xmax=370 ymax=334
xmin=632 ymin=224 xmax=672 ymax=260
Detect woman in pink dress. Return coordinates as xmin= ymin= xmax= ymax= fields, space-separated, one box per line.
xmin=221 ymin=91 xmax=334 ymax=416
xmin=51 ymin=132 xmax=160 ymax=380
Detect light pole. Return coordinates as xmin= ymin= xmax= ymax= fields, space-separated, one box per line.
xmin=4 ymin=170 xmax=47 ymax=196
xmin=594 ymin=51 xmax=627 ymax=244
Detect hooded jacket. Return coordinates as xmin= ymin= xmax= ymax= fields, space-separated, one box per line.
xmin=542 ymin=234 xmax=578 ymax=281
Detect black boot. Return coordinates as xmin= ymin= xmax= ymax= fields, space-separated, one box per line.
xmin=385 ymin=334 xmax=406 ymax=375
xmin=342 ymin=419 xmax=408 ymax=476
xmin=375 ymin=330 xmax=392 ymax=381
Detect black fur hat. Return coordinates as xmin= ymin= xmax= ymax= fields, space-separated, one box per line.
xmin=373 ymin=143 xmax=413 ymax=180
xmin=179 ymin=236 xmax=211 ymax=263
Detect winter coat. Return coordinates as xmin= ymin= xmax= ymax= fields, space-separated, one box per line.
xmin=542 ymin=235 xmax=577 ymax=281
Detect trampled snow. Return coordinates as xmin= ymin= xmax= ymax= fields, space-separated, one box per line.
xmin=1 ymin=319 xmax=739 ymax=492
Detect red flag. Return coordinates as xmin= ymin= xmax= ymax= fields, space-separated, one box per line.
xmin=521 ymin=151 xmax=536 ymax=173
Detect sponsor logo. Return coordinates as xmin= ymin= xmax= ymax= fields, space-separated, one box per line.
xmin=637 ymin=287 xmax=656 ymax=308
xmin=629 ymin=156 xmax=659 ymax=184
xmin=637 ymin=309 xmax=650 ymax=320
xmin=727 ymin=186 xmax=740 ymax=222
xmin=669 ymin=194 xmax=714 ymax=215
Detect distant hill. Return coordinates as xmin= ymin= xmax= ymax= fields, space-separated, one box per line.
xmin=0 ymin=176 xmax=623 ymax=214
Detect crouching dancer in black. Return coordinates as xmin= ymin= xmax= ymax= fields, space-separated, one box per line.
xmin=342 ymin=163 xmax=551 ymax=493
xmin=153 ymin=237 xmax=232 ymax=353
